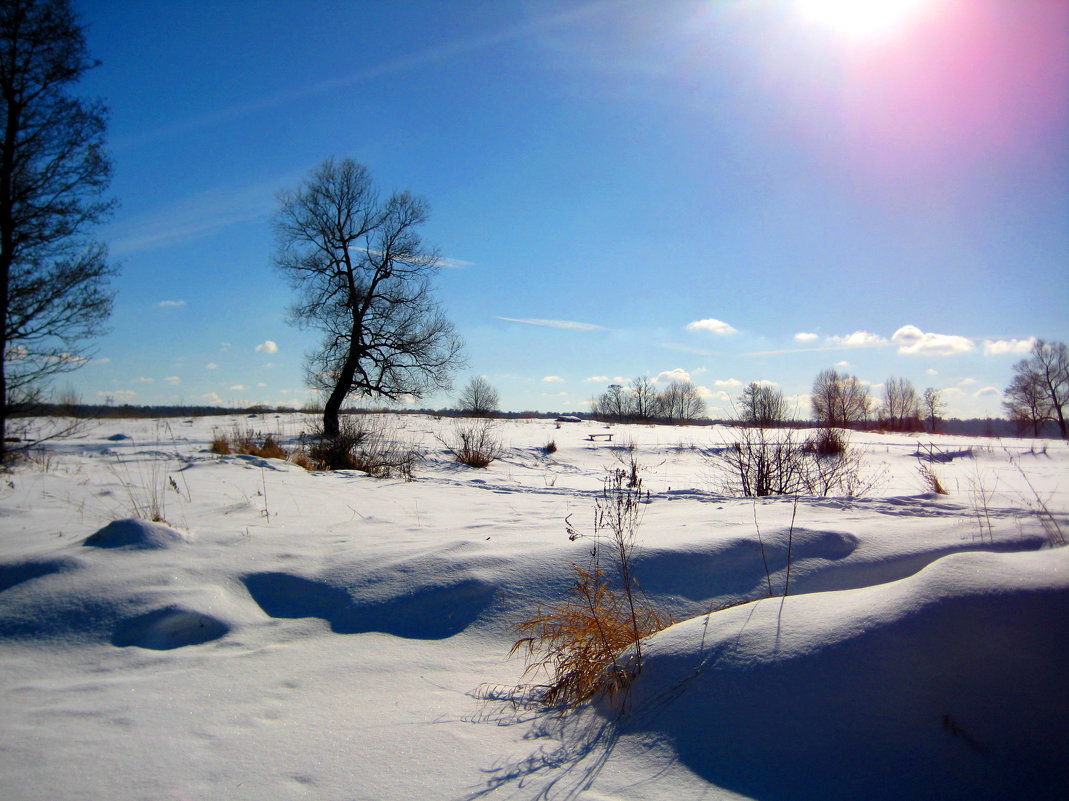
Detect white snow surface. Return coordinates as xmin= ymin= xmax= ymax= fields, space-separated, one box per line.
xmin=1 ymin=414 xmax=1066 ymax=800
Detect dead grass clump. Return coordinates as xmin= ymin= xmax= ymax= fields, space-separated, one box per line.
xmin=255 ymin=434 xmax=288 ymax=461
xmin=308 ymin=415 xmax=418 ymax=479
xmin=511 ymin=565 xmax=668 ymax=709
xmin=917 ymin=462 xmax=948 ymax=494
xmin=209 ymin=431 xmax=231 ymax=455
xmin=511 ymin=467 xmax=669 ymax=710
xmin=440 ymin=420 xmax=502 ymax=468
xmin=543 ymin=440 xmax=557 ymax=455
xmin=805 ymin=427 xmax=847 ymax=457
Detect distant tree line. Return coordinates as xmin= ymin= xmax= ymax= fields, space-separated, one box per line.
xmin=588 ymin=376 xmax=707 ymax=424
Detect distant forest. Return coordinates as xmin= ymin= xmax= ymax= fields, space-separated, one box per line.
xmin=13 ymin=402 xmax=1061 ymax=440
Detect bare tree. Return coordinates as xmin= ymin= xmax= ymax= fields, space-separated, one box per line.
xmin=922 ymin=387 xmax=944 ymax=434
xmin=274 ymin=158 xmax=464 ymax=439
xmin=811 ymin=368 xmax=871 ymax=428
xmin=738 ymin=381 xmax=787 ymax=427
xmin=628 ymin=376 xmax=659 ymax=422
xmin=1 ymin=0 xmax=115 ymax=459
xmin=880 ymin=376 xmax=920 ymax=431
xmin=457 ymin=375 xmax=499 ymax=417
xmin=1004 ymin=340 xmax=1068 ymax=438
xmin=591 ymin=383 xmax=628 ymax=422
xmin=658 ymin=379 xmax=706 ymax=424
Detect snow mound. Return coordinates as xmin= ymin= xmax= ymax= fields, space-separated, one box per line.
xmin=619 ymin=548 xmax=1069 ymax=800
xmin=0 ymin=557 xmax=79 ymax=593
xmin=82 ymin=518 xmax=189 ymax=550
xmin=243 ymin=571 xmax=496 ymax=639
xmin=112 ymin=606 xmax=230 ymax=650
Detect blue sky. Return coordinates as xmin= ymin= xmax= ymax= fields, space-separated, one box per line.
xmin=65 ymin=0 xmax=1067 ymax=418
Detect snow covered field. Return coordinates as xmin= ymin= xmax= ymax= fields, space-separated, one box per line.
xmin=1 ymin=413 xmax=1066 ymax=800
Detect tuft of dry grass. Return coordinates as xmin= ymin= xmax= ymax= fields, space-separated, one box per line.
xmin=917 ymin=462 xmax=948 ymax=494
xmin=511 ymin=565 xmax=669 ymax=710
xmin=512 ymin=465 xmax=669 ymax=711
xmin=209 ymin=431 xmax=231 ymax=455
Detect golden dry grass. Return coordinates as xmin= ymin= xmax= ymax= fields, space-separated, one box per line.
xmin=511 ymin=565 xmax=670 ymax=710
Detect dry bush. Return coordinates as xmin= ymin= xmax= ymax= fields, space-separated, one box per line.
xmin=713 ymin=426 xmax=878 ymax=498
xmin=255 ymin=434 xmax=288 ymax=460
xmin=917 ymin=462 xmax=948 ymax=494
xmin=511 ymin=566 xmax=667 ymax=709
xmin=209 ymin=431 xmax=231 ymax=455
xmin=512 ymin=467 xmax=669 ymax=709
xmin=440 ymin=419 xmax=502 ymax=468
xmin=308 ymin=415 xmax=417 ymax=478
xmin=805 ymin=426 xmax=847 ymax=456
xmin=543 ymin=440 xmax=557 ymax=455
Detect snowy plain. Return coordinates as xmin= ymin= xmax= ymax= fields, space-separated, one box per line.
xmin=1 ymin=413 xmax=1066 ymax=800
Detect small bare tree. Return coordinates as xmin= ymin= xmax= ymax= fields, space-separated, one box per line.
xmin=738 ymin=381 xmax=787 ymax=427
xmin=922 ymin=387 xmax=944 ymax=434
xmin=658 ymin=379 xmax=706 ymax=424
xmin=880 ymin=376 xmax=921 ymax=431
xmin=274 ymin=158 xmax=465 ymax=439
xmin=628 ymin=376 xmax=659 ymax=422
xmin=590 ymin=383 xmax=628 ymax=422
xmin=1004 ymin=340 xmax=1068 ymax=439
xmin=811 ymin=368 xmax=871 ymax=428
xmin=1 ymin=0 xmax=116 ymax=460
xmin=457 ymin=375 xmax=499 ymax=417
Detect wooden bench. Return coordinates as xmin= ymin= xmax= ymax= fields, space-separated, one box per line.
xmin=587 ymin=433 xmax=613 ymax=442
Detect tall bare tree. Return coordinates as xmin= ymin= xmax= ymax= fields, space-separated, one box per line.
xmin=457 ymin=375 xmax=499 ymax=417
xmin=880 ymin=376 xmax=920 ymax=431
xmin=1003 ymin=340 xmax=1068 ymax=438
xmin=590 ymin=383 xmax=627 ymax=422
xmin=922 ymin=387 xmax=944 ymax=434
xmin=628 ymin=375 xmax=659 ymax=422
xmin=738 ymin=381 xmax=787 ymax=428
xmin=811 ymin=368 xmax=871 ymax=428
xmin=1 ymin=0 xmax=115 ymax=458
xmin=659 ymin=379 xmax=706 ymax=424
xmin=274 ymin=158 xmax=464 ymax=438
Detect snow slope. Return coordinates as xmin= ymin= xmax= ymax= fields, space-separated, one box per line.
xmin=1 ymin=414 xmax=1065 ymax=800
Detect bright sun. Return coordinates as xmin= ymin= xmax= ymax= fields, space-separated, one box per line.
xmin=796 ymin=0 xmax=931 ymax=39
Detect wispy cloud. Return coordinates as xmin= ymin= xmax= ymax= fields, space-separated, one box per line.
xmin=164 ymin=376 xmax=181 ymax=385
xmin=686 ymin=318 xmax=737 ymax=335
xmin=828 ymin=330 xmax=889 ymax=348
xmin=205 ymin=363 xmax=219 ymax=370
xmin=542 ymin=375 xmax=565 ymax=383
xmin=794 ymin=332 xmax=819 ymax=342
xmin=156 ymin=300 xmax=186 ymax=308
xmin=496 ymin=316 xmax=607 ymax=331
xmin=109 ymin=175 xmax=293 ymax=255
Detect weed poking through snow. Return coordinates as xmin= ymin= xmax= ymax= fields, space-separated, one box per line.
xmin=511 ymin=465 xmax=669 ymax=710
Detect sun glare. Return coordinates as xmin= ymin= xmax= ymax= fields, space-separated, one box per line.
xmin=796 ymin=0 xmax=931 ymax=39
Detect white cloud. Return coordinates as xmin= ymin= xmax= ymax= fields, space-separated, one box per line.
xmin=983 ymin=337 xmax=1035 ymax=356
xmin=686 ymin=318 xmax=736 ymax=335
xmin=496 ymin=316 xmax=607 ymax=331
xmin=164 ymin=376 xmax=181 ymax=385
xmin=542 ymin=375 xmax=565 ymax=383
xmin=201 ymin=392 xmax=223 ymax=405
xmin=95 ymin=357 xmax=111 ymax=365
xmin=974 ymin=386 xmax=1001 ymax=398
xmin=655 ymin=368 xmax=692 ymax=384
xmin=892 ymin=325 xmax=974 ymax=356
xmin=220 ymin=342 xmax=232 ymax=352
xmin=926 ymin=368 xmax=938 ymax=376
xmin=157 ymin=300 xmax=186 ymax=308
xmin=256 ymin=340 xmax=279 ymax=354
xmin=205 ymin=362 xmax=219 ymax=370
xmin=714 ymin=378 xmax=743 ymax=388
xmin=834 ymin=361 xmax=851 ymax=369
xmin=135 ymin=377 xmax=154 ymax=383
xmin=794 ymin=332 xmax=819 ymax=342
xmin=230 ymin=384 xmax=245 ymax=391
xmin=827 ymin=330 xmax=889 ymax=348
xmin=585 ymin=375 xmax=609 ymax=383
xmin=257 ymin=382 xmax=266 ymax=388
xmin=957 ymin=377 xmax=977 ymax=386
